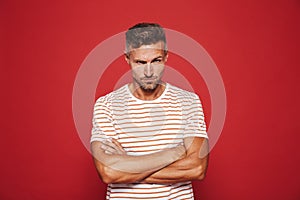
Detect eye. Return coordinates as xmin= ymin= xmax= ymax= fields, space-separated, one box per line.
xmin=152 ymin=59 xmax=162 ymax=63
xmin=136 ymin=60 xmax=147 ymax=65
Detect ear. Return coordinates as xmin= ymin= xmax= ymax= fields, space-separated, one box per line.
xmin=124 ymin=52 xmax=130 ymax=64
xmin=164 ymin=52 xmax=169 ymax=62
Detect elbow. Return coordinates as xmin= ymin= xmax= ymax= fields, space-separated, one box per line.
xmin=185 ymin=156 xmax=208 ymax=181
xmin=101 ymin=174 xmax=113 ymax=184
xmin=196 ymin=171 xmax=206 ymax=181
xmin=101 ymin=175 xmax=114 ymax=184
xmin=101 ymin=176 xmax=112 ymax=184
xmin=192 ymin=164 xmax=207 ymax=181
xmin=98 ymin=165 xmax=141 ymax=184
xmin=93 ymin=160 xmax=115 ymax=184
xmin=99 ymin=166 xmax=117 ymax=184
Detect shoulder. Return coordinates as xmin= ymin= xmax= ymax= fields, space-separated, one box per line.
xmin=94 ymin=84 xmax=129 ymax=106
xmin=167 ymin=83 xmax=200 ymax=101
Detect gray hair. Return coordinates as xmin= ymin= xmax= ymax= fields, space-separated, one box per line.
xmin=125 ymin=22 xmax=167 ymax=55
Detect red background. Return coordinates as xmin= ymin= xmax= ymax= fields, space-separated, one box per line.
xmin=2 ymin=0 xmax=300 ymax=199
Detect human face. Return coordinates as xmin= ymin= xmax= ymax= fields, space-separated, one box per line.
xmin=125 ymin=42 xmax=168 ymax=91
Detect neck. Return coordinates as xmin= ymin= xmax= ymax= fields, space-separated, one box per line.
xmin=129 ymin=82 xmax=166 ymax=100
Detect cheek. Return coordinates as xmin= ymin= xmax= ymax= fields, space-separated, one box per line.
xmin=155 ymin=66 xmax=165 ymax=75
xmin=131 ymin=66 xmax=144 ymax=76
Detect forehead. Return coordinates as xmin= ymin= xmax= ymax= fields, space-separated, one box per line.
xmin=128 ymin=42 xmax=165 ymax=60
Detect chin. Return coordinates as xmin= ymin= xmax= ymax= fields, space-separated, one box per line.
xmin=141 ymin=84 xmax=157 ymax=91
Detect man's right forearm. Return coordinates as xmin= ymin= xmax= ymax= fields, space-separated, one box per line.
xmin=91 ymin=141 xmax=185 ymax=183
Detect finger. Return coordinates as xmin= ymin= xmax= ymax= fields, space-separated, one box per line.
xmin=112 ymin=138 xmax=126 ymax=152
xmin=100 ymin=143 xmax=118 ymax=154
xmin=101 ymin=139 xmax=126 ymax=155
xmin=102 ymin=139 xmax=119 ymax=150
xmin=104 ymin=139 xmax=124 ymax=154
xmin=101 ymin=140 xmax=125 ymax=155
xmin=104 ymin=150 xmax=113 ymax=155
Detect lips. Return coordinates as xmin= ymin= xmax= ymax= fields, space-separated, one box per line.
xmin=142 ymin=76 xmax=157 ymax=81
xmin=143 ymin=79 xmax=156 ymax=84
xmin=143 ymin=78 xmax=155 ymax=81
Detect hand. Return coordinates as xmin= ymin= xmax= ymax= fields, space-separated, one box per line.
xmin=100 ymin=138 xmax=127 ymax=155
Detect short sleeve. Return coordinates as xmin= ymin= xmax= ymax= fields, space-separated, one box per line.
xmin=183 ymin=94 xmax=208 ymax=139
xmin=90 ymin=97 xmax=117 ymax=143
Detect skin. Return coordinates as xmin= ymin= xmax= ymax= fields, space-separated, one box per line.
xmin=91 ymin=41 xmax=209 ymax=184
xmin=91 ymin=139 xmax=186 ymax=183
xmin=125 ymin=41 xmax=168 ymax=100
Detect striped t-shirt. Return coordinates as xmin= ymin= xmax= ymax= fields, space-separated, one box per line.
xmin=91 ymin=83 xmax=208 ymax=200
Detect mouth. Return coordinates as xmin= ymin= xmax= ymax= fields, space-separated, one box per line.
xmin=142 ymin=76 xmax=157 ymax=81
xmin=143 ymin=78 xmax=155 ymax=81
xmin=143 ymin=79 xmax=156 ymax=85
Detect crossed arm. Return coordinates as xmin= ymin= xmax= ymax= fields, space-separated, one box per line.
xmin=91 ymin=137 xmax=209 ymax=184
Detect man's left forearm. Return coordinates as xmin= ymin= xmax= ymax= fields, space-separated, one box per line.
xmin=142 ymin=152 xmax=209 ymax=184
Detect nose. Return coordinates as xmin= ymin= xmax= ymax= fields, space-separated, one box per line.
xmin=144 ymin=63 xmax=153 ymax=77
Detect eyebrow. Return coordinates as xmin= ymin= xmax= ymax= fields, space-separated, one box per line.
xmin=133 ymin=56 xmax=163 ymax=63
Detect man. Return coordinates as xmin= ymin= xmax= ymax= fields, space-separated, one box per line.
xmin=91 ymin=23 xmax=209 ymax=200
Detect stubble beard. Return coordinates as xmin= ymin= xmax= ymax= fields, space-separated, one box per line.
xmin=135 ymin=78 xmax=161 ymax=93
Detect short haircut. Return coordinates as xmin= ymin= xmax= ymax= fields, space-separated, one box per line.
xmin=125 ymin=22 xmax=167 ymax=55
